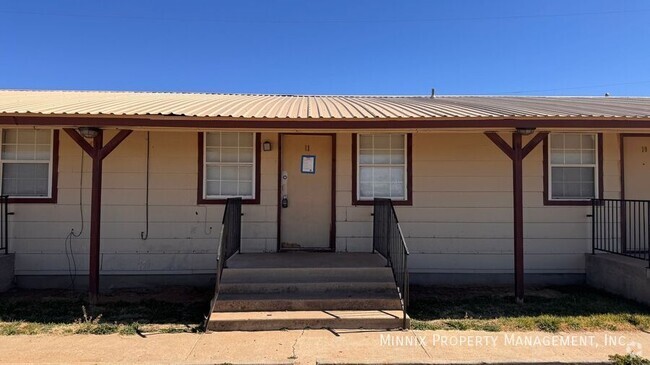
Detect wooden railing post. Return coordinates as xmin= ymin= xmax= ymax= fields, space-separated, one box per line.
xmin=591 ymin=199 xmax=596 ymax=255
xmin=1 ymin=196 xmax=8 ymax=255
xmin=385 ymin=211 xmax=391 ymax=267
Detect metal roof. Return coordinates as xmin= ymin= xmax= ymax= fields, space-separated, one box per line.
xmin=0 ymin=90 xmax=649 ymax=120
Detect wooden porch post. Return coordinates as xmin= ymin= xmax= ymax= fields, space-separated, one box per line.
xmin=485 ymin=130 xmax=548 ymax=303
xmin=512 ymin=133 xmax=524 ymax=302
xmin=89 ymin=131 xmax=103 ymax=300
xmin=64 ymin=128 xmax=133 ymax=301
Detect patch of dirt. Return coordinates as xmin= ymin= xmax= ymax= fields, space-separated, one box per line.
xmin=410 ymin=285 xmax=568 ymax=300
xmin=410 ymin=285 xmax=512 ymax=299
xmin=531 ymin=288 xmax=565 ymax=298
xmin=0 ymin=286 xmax=212 ymax=304
xmin=97 ymin=286 xmax=211 ymax=304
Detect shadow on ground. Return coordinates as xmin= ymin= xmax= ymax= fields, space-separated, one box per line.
xmin=409 ymin=285 xmax=650 ymax=332
xmin=3 ymin=285 xmax=650 ymax=334
xmin=0 ymin=286 xmax=212 ymax=334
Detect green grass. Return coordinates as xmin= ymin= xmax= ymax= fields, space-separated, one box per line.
xmin=0 ymin=288 xmax=211 ymax=335
xmin=409 ymin=286 xmax=650 ymax=332
xmin=610 ymin=354 xmax=650 ymax=365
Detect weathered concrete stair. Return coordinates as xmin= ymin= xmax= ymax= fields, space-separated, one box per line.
xmin=207 ymin=252 xmax=408 ymax=331
xmin=210 ymin=310 xmax=406 ymax=331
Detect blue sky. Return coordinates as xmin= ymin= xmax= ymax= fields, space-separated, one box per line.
xmin=1 ymin=0 xmax=649 ymax=96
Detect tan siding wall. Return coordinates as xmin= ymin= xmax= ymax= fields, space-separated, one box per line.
xmin=12 ymin=130 xmax=279 ymax=277
xmin=336 ymin=132 xmax=620 ymax=274
xmin=10 ymin=130 xmax=619 ymax=277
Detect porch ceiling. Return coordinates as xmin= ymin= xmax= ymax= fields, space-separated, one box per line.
xmin=1 ymin=90 xmax=649 ymax=122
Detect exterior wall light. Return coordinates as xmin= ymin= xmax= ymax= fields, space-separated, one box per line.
xmin=515 ymin=127 xmax=536 ymax=136
xmin=263 ymin=140 xmax=272 ymax=151
xmin=78 ymin=127 xmax=101 ymax=139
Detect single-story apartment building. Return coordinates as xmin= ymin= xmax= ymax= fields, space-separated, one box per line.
xmin=0 ymin=91 xmax=649 ymax=317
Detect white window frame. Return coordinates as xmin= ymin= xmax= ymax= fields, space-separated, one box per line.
xmin=547 ymin=133 xmax=599 ymax=201
xmin=356 ymin=133 xmax=408 ymax=201
xmin=0 ymin=128 xmax=55 ymax=199
xmin=202 ymin=132 xmax=257 ymax=200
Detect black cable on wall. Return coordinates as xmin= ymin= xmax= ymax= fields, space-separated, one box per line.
xmin=141 ymin=132 xmax=150 ymax=240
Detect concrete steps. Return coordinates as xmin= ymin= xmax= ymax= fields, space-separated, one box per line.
xmin=219 ymin=281 xmax=397 ymax=294
xmin=214 ymin=292 xmax=402 ymax=312
xmin=221 ymin=267 xmax=395 ymax=284
xmin=207 ymin=252 xmax=407 ymax=331
xmin=208 ymin=310 xmax=409 ymax=331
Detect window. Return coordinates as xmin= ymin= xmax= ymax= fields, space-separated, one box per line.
xmin=547 ymin=133 xmax=599 ymax=201
xmin=201 ymin=132 xmax=258 ymax=201
xmin=0 ymin=129 xmax=56 ymax=199
xmin=355 ymin=134 xmax=410 ymax=202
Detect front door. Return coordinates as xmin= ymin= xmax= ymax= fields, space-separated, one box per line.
xmin=622 ymin=136 xmax=650 ymax=255
xmin=624 ymin=136 xmax=650 ymax=200
xmin=279 ymin=134 xmax=333 ymax=250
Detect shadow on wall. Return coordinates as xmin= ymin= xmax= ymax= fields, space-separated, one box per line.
xmin=0 ymin=253 xmax=14 ymax=292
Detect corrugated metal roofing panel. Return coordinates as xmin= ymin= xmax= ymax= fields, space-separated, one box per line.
xmin=0 ymin=90 xmax=649 ymax=120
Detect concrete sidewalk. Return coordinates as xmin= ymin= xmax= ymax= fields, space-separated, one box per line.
xmin=0 ymin=329 xmax=648 ymax=364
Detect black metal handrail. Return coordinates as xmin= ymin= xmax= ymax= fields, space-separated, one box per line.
xmin=205 ymin=197 xmax=242 ymax=328
xmin=592 ymin=198 xmax=649 ymax=266
xmin=0 ymin=196 xmax=8 ymax=255
xmin=373 ymin=198 xmax=410 ymax=328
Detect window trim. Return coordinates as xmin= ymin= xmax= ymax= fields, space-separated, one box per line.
xmin=352 ymin=133 xmax=413 ymax=206
xmin=197 ymin=132 xmax=261 ymax=205
xmin=543 ymin=132 xmax=603 ymax=206
xmin=0 ymin=129 xmax=59 ymax=204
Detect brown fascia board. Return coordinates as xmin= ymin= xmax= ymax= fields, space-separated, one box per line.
xmin=3 ymin=113 xmax=650 ymax=129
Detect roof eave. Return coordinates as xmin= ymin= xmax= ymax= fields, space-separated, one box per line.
xmin=2 ymin=113 xmax=650 ymax=130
